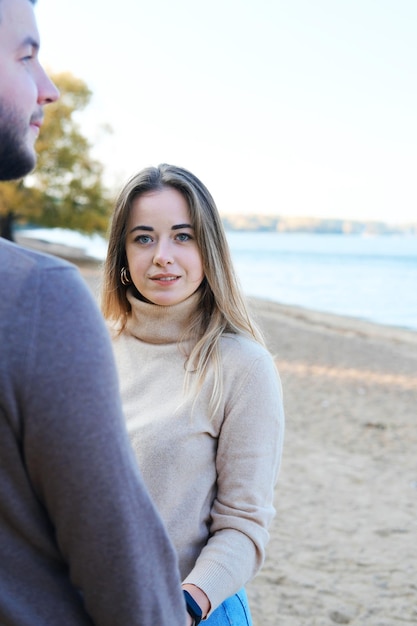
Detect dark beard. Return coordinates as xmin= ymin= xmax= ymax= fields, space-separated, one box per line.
xmin=0 ymin=100 xmax=36 ymax=181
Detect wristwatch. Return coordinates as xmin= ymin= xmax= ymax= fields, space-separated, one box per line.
xmin=183 ymin=590 xmax=203 ymax=625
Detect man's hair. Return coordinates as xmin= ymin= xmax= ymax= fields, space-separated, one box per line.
xmin=0 ymin=0 xmax=37 ymax=21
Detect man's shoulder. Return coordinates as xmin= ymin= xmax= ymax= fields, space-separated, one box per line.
xmin=0 ymin=238 xmax=88 ymax=307
xmin=0 ymin=238 xmax=74 ymax=274
xmin=0 ymin=238 xmax=82 ymax=293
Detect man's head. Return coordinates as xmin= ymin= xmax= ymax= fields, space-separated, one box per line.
xmin=0 ymin=0 xmax=59 ymax=181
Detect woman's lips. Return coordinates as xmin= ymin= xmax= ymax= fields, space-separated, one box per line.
xmin=150 ymin=274 xmax=180 ymax=284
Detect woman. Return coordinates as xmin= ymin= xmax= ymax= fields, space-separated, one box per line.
xmin=101 ymin=164 xmax=285 ymax=625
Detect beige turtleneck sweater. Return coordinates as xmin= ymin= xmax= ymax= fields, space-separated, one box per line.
xmin=111 ymin=290 xmax=285 ymax=614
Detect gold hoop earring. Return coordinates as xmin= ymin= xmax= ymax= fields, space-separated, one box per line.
xmin=120 ymin=266 xmax=131 ymax=286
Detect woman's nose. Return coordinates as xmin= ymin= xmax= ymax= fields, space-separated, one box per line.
xmin=153 ymin=241 xmax=174 ymax=266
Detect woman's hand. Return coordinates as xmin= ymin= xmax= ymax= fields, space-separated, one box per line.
xmin=182 ymin=583 xmax=211 ymax=623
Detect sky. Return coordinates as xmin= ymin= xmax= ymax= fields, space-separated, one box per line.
xmin=35 ymin=0 xmax=417 ymax=224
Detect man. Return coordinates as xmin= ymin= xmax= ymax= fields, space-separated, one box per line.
xmin=0 ymin=1 xmax=186 ymax=624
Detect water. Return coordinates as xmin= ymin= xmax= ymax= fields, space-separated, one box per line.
xmin=227 ymin=232 xmax=417 ymax=331
xmin=19 ymin=228 xmax=417 ymax=332
xmin=18 ymin=227 xmax=109 ymax=260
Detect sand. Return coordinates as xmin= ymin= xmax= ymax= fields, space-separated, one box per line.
xmin=246 ymin=299 xmax=417 ymax=626
xmin=19 ymin=237 xmax=417 ymax=626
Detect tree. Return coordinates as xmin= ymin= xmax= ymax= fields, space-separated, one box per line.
xmin=0 ymin=72 xmax=112 ymax=240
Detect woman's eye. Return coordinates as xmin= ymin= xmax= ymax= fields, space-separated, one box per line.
xmin=176 ymin=233 xmax=191 ymax=242
xmin=136 ymin=235 xmax=152 ymax=244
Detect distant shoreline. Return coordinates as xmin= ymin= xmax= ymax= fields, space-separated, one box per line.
xmin=221 ymin=214 xmax=417 ymax=235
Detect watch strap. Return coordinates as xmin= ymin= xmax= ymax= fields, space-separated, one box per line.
xmin=183 ymin=589 xmax=203 ymax=625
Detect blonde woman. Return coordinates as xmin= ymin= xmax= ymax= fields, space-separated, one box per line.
xmin=102 ymin=164 xmax=285 ymax=626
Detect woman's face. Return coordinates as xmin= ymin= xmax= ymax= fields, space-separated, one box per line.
xmin=125 ymin=187 xmax=205 ymax=306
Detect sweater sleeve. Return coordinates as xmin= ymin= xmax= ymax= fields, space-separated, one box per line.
xmin=183 ymin=342 xmax=285 ymax=612
xmin=23 ymin=263 xmax=185 ymax=626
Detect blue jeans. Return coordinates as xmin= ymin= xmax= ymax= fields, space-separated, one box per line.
xmin=206 ymin=589 xmax=253 ymax=626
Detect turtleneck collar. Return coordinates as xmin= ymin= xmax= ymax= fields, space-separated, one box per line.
xmin=125 ymin=289 xmax=200 ymax=345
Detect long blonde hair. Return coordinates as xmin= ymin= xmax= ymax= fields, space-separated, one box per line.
xmin=101 ymin=163 xmax=266 ymax=416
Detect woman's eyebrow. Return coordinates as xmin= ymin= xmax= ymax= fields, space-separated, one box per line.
xmin=129 ymin=225 xmax=153 ymax=234
xmin=172 ymin=223 xmax=193 ymax=230
xmin=129 ymin=223 xmax=193 ymax=234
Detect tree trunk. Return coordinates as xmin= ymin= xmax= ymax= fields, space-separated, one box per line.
xmin=0 ymin=211 xmax=16 ymax=241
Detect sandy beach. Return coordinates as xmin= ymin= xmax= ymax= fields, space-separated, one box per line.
xmin=19 ymin=238 xmax=417 ymax=626
xmin=245 ymin=298 xmax=417 ymax=626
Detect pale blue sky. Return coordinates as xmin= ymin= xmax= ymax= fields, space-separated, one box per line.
xmin=36 ymin=0 xmax=417 ymax=224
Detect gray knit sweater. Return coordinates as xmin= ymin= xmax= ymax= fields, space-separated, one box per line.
xmin=112 ymin=290 xmax=285 ymax=614
xmin=0 ymin=239 xmax=185 ymax=626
